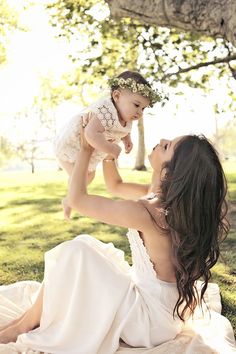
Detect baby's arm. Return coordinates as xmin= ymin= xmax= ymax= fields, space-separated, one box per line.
xmin=84 ymin=114 xmax=121 ymax=159
xmin=121 ymin=133 xmax=133 ymax=154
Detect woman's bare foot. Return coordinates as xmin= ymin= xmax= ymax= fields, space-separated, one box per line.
xmin=0 ymin=324 xmax=21 ymax=343
xmin=62 ymin=198 xmax=71 ymax=220
xmin=0 ymin=313 xmax=24 ymax=332
xmin=0 ymin=311 xmax=38 ymax=343
xmin=0 ymin=286 xmax=44 ymax=343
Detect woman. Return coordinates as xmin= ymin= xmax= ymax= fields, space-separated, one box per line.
xmin=0 ymin=132 xmax=232 ymax=353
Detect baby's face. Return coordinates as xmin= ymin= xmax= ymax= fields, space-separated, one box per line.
xmin=112 ymin=89 xmax=150 ymax=124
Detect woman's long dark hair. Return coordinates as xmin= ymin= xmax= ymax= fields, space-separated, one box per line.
xmin=160 ymin=135 xmax=229 ymax=321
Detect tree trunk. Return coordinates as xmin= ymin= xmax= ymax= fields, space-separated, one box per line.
xmin=134 ymin=117 xmax=146 ymax=171
xmin=105 ymin=0 xmax=236 ymax=47
xmin=31 ymin=161 xmax=35 ymax=174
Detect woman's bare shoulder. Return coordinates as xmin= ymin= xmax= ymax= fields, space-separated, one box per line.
xmin=138 ymin=196 xmax=169 ymax=235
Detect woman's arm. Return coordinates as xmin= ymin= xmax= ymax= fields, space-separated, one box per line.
xmin=103 ymin=158 xmax=150 ymax=199
xmin=66 ymin=146 xmax=150 ymax=232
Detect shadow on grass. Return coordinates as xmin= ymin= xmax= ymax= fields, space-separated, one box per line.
xmin=221 ymin=296 xmax=236 ymax=331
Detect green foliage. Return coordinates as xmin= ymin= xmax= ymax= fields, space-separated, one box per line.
xmin=0 ymin=167 xmax=235 ymax=335
xmin=46 ymin=0 xmax=236 ymax=92
xmin=0 ymin=0 xmax=23 ymax=64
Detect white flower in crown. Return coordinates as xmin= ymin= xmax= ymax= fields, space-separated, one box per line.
xmin=108 ymin=76 xmax=166 ymax=107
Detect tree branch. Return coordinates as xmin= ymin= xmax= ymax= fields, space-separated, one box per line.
xmin=106 ymin=0 xmax=236 ymax=48
xmin=161 ymin=53 xmax=236 ymax=80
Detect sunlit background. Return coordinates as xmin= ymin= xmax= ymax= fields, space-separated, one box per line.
xmin=0 ymin=0 xmax=235 ymax=172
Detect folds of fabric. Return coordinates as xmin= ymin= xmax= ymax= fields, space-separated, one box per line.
xmin=16 ymin=235 xmax=135 ymax=354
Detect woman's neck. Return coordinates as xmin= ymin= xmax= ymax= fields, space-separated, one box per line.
xmin=149 ymin=171 xmax=162 ymax=194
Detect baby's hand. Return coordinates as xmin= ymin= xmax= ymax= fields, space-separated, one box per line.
xmin=109 ymin=143 xmax=122 ymax=159
xmin=122 ymin=135 xmax=133 ymax=154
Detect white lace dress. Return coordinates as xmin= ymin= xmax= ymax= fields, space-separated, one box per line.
xmin=54 ymin=96 xmax=132 ymax=171
xmin=13 ymin=229 xmax=182 ymax=354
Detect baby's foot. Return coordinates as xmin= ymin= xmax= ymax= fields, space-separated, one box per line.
xmin=62 ymin=198 xmax=71 ymax=220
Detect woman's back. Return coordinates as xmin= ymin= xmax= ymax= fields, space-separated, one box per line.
xmin=137 ymin=194 xmax=176 ymax=283
xmin=141 ymin=228 xmax=176 ymax=283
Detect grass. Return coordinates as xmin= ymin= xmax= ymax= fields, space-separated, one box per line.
xmin=0 ymin=165 xmax=235 ymax=336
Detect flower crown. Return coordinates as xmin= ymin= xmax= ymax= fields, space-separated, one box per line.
xmin=108 ymin=77 xmax=162 ymax=107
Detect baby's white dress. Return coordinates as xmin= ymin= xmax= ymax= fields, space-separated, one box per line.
xmin=15 ymin=229 xmax=182 ymax=354
xmin=54 ymin=96 xmax=132 ymax=171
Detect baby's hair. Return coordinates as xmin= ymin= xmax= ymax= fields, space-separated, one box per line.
xmin=111 ymin=71 xmax=151 ymax=92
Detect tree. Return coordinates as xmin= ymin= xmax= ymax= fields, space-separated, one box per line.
xmin=105 ymin=0 xmax=236 ymax=48
xmin=9 ymin=105 xmax=57 ymax=173
xmin=15 ymin=140 xmax=39 ymax=174
xmin=47 ymin=0 xmax=236 ymax=87
xmin=105 ymin=1 xmax=236 ymax=84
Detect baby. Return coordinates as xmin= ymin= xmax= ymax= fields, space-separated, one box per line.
xmin=54 ymin=70 xmax=160 ymax=219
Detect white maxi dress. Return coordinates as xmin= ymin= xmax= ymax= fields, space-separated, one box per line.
xmin=13 ymin=229 xmax=183 ymax=354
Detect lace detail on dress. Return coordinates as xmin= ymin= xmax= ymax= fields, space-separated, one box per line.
xmin=126 ymin=229 xmax=157 ymax=282
xmin=96 ymin=104 xmax=116 ymax=129
xmin=93 ymin=97 xmax=132 ymax=134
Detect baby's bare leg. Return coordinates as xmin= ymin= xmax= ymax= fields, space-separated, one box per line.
xmin=59 ymin=160 xmax=74 ymax=220
xmin=0 ymin=285 xmax=44 ymax=344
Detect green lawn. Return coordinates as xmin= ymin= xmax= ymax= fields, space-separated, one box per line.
xmin=0 ymin=165 xmax=235 ymax=335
